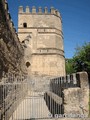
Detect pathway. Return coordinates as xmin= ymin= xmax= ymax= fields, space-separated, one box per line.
xmin=9 ymin=91 xmax=51 ymax=120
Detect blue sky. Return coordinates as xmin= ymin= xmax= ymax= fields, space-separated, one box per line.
xmin=7 ymin=0 xmax=90 ymax=58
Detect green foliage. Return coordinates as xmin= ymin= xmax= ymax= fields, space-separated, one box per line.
xmin=73 ymin=42 xmax=90 ymax=74
xmin=65 ymin=59 xmax=75 ymax=74
xmin=65 ymin=42 xmax=90 ymax=75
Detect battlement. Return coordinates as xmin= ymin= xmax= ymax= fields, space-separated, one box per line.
xmin=1 ymin=0 xmax=22 ymax=48
xmin=19 ymin=6 xmax=61 ymax=17
xmin=18 ymin=3 xmax=65 ymax=77
xmin=2 ymin=0 xmax=17 ymax=33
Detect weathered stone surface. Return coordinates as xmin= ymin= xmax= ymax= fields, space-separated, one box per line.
xmin=0 ymin=0 xmax=26 ymax=77
xmin=63 ymin=72 xmax=89 ymax=117
xmin=63 ymin=88 xmax=84 ymax=114
xmin=18 ymin=7 xmax=65 ymax=77
xmin=0 ymin=0 xmax=89 ymax=120
xmin=45 ymin=91 xmax=62 ymax=105
xmin=0 ymin=0 xmax=27 ymax=119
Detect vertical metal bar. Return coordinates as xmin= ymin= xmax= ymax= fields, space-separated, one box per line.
xmin=5 ymin=74 xmax=6 ymax=120
xmin=15 ymin=75 xmax=17 ymax=120
xmin=11 ymin=73 xmax=13 ymax=120
xmin=55 ymin=79 xmax=57 ymax=95
xmin=60 ymin=77 xmax=62 ymax=97
xmin=76 ymin=73 xmax=81 ymax=87
xmin=70 ymin=74 xmax=73 ymax=87
xmin=49 ymin=95 xmax=51 ymax=116
xmin=58 ymin=77 xmax=60 ymax=97
xmin=2 ymin=77 xmax=4 ymax=120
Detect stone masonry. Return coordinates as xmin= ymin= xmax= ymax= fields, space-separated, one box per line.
xmin=45 ymin=72 xmax=89 ymax=119
xmin=0 ymin=0 xmax=26 ymax=78
xmin=0 ymin=0 xmax=27 ymax=119
xmin=18 ymin=6 xmax=66 ymax=77
xmin=0 ymin=1 xmax=89 ymax=120
xmin=63 ymin=72 xmax=89 ymax=117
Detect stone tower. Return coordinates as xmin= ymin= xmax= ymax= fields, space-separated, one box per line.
xmin=18 ymin=6 xmax=65 ymax=77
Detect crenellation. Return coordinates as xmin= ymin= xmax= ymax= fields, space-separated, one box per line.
xmin=66 ymin=74 xmax=70 ymax=82
xmin=11 ymin=19 xmax=15 ymax=28
xmin=72 ymin=73 xmax=77 ymax=84
xmin=13 ymin=26 xmax=16 ymax=33
xmin=10 ymin=19 xmax=14 ymax=31
xmin=44 ymin=7 xmax=48 ymax=13
xmin=38 ymin=7 xmax=42 ymax=13
xmin=10 ymin=19 xmax=13 ymax=28
xmin=26 ymin=6 xmax=30 ymax=13
xmin=50 ymin=71 xmax=89 ymax=89
xmin=55 ymin=9 xmax=60 ymax=17
xmin=18 ymin=6 xmax=61 ymax=17
xmin=19 ymin=6 xmax=23 ymax=13
xmin=7 ymin=12 xmax=11 ymax=20
xmin=32 ymin=6 xmax=36 ymax=13
xmin=7 ymin=12 xmax=19 ymax=41
xmin=4 ymin=1 xmax=8 ymax=10
xmin=50 ymin=7 xmax=55 ymax=14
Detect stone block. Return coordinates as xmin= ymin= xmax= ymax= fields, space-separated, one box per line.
xmin=63 ymin=72 xmax=89 ymax=117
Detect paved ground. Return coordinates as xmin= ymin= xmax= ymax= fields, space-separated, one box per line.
xmin=9 ymin=91 xmax=51 ymax=120
xmin=9 ymin=88 xmax=90 ymax=120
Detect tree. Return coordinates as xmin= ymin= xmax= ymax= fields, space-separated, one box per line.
xmin=73 ymin=42 xmax=90 ymax=78
xmin=65 ymin=42 xmax=90 ymax=77
xmin=65 ymin=58 xmax=75 ymax=74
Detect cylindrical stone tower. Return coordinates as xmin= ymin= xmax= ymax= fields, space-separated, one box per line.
xmin=18 ymin=6 xmax=66 ymax=77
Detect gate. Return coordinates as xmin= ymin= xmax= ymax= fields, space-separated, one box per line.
xmin=9 ymin=77 xmax=51 ymax=120
xmin=0 ymin=73 xmax=53 ymax=120
xmin=0 ymin=72 xmax=28 ymax=120
xmin=0 ymin=72 xmax=89 ymax=120
xmin=0 ymin=72 xmax=64 ymax=120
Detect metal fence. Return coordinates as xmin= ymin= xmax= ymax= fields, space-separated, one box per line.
xmin=0 ymin=73 xmax=52 ymax=120
xmin=43 ymin=73 xmax=81 ymax=117
xmin=0 ymin=72 xmax=82 ymax=120
xmin=0 ymin=72 xmax=28 ymax=120
xmin=50 ymin=73 xmax=80 ymax=97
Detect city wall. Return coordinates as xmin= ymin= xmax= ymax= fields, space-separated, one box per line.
xmin=0 ymin=0 xmax=27 ymax=119
xmin=44 ymin=72 xmax=89 ymax=118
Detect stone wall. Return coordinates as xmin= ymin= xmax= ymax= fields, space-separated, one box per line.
xmin=63 ymin=72 xmax=89 ymax=117
xmin=44 ymin=72 xmax=89 ymax=118
xmin=0 ymin=0 xmax=26 ymax=78
xmin=0 ymin=0 xmax=27 ymax=119
xmin=0 ymin=73 xmax=28 ymax=120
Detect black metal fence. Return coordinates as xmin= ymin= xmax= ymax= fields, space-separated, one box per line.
xmin=44 ymin=73 xmax=81 ymax=117
xmin=50 ymin=73 xmax=81 ymax=97
xmin=0 ymin=72 xmax=28 ymax=120
xmin=0 ymin=72 xmax=84 ymax=119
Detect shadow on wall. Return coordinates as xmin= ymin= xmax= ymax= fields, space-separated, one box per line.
xmin=0 ymin=60 xmax=8 ymax=79
xmin=88 ymin=73 xmax=90 ymax=118
xmin=88 ymin=73 xmax=90 ymax=89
